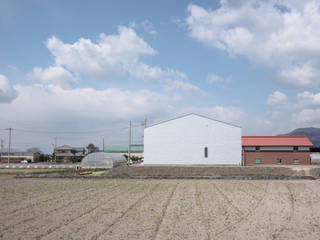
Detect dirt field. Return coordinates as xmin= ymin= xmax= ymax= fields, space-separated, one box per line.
xmin=1 ymin=178 xmax=320 ymax=240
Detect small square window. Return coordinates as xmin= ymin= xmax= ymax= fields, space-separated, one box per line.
xmin=255 ymin=158 xmax=261 ymax=164
xmin=204 ymin=147 xmax=208 ymax=158
xmin=277 ymin=158 xmax=282 ymax=164
xmin=293 ymin=159 xmax=299 ymax=164
xmin=255 ymin=146 xmax=260 ymax=151
xmin=293 ymin=146 xmax=298 ymax=151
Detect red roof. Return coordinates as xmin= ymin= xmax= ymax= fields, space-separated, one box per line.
xmin=242 ymin=136 xmax=313 ymax=147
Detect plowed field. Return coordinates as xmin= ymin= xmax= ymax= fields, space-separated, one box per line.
xmin=1 ymin=178 xmax=320 ymax=240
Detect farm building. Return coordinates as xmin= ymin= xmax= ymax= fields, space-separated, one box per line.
xmin=0 ymin=149 xmax=41 ymax=163
xmin=144 ymin=113 xmax=242 ymax=165
xmin=242 ymin=136 xmax=313 ymax=165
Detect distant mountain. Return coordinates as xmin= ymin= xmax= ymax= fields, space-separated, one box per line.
xmin=279 ymin=127 xmax=320 ymax=147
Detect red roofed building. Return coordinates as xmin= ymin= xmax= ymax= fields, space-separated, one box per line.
xmin=242 ymin=136 xmax=313 ymax=165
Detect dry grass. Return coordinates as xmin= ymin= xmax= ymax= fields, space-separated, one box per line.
xmin=0 ymin=169 xmax=68 ymax=179
xmin=1 ymin=178 xmax=320 ymax=240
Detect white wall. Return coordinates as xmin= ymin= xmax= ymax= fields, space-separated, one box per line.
xmin=311 ymin=153 xmax=320 ymax=164
xmin=144 ymin=114 xmax=241 ymax=165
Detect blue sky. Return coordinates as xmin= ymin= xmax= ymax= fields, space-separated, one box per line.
xmin=1 ymin=0 xmax=320 ymax=152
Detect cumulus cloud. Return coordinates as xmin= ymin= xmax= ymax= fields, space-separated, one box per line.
xmin=47 ymin=26 xmax=156 ymax=79
xmin=297 ymin=91 xmax=320 ymax=107
xmin=186 ymin=1 xmax=320 ymax=88
xmin=264 ymin=89 xmax=320 ymax=129
xmin=292 ymin=109 xmax=320 ymax=125
xmin=45 ymin=26 xmax=196 ymax=91
xmin=30 ymin=66 xmax=77 ymax=89
xmin=0 ymin=74 xmax=17 ymax=103
xmin=266 ymin=91 xmax=287 ymax=106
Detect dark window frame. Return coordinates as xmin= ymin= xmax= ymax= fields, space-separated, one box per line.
xmin=255 ymin=146 xmax=260 ymax=151
xmin=277 ymin=158 xmax=282 ymax=164
xmin=204 ymin=147 xmax=208 ymax=158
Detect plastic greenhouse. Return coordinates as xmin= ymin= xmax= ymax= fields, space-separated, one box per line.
xmin=81 ymin=152 xmax=127 ymax=169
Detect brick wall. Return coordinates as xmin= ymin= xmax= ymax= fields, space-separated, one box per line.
xmin=243 ymin=150 xmax=310 ymax=165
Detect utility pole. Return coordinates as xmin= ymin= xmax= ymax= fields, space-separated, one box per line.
xmin=5 ymin=128 xmax=12 ymax=164
xmin=0 ymin=139 xmax=3 ymax=162
xmin=54 ymin=137 xmax=57 ymax=163
xmin=144 ymin=118 xmax=147 ymax=128
xmin=128 ymin=120 xmax=131 ymax=164
xmin=102 ymin=138 xmax=105 ymax=152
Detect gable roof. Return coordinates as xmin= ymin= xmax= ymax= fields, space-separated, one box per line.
xmin=146 ymin=113 xmax=241 ymax=129
xmin=242 ymin=136 xmax=313 ymax=147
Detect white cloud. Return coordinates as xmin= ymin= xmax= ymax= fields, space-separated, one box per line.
xmin=186 ymin=1 xmax=320 ymax=88
xmin=128 ymin=62 xmax=199 ymax=91
xmin=180 ymin=105 xmax=246 ymax=125
xmin=30 ymin=66 xmax=77 ymax=89
xmin=46 ymin=26 xmax=197 ymax=91
xmin=0 ymin=84 xmax=176 ymax=150
xmin=46 ymin=26 xmax=156 ymax=79
xmin=277 ymin=62 xmax=320 ymax=88
xmin=292 ymin=109 xmax=320 ymax=125
xmin=130 ymin=20 xmax=158 ymax=35
xmin=264 ymin=89 xmax=320 ymax=129
xmin=266 ymin=91 xmax=287 ymax=106
xmin=206 ymin=73 xmax=231 ymax=85
xmin=0 ymin=74 xmax=17 ymax=102
xmin=296 ymin=91 xmax=320 ymax=108
xmin=9 ymin=84 xmax=173 ymax=121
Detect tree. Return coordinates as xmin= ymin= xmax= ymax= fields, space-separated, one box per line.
xmin=86 ymin=144 xmax=99 ymax=153
xmin=26 ymin=147 xmax=42 ymax=153
xmin=38 ymin=154 xmax=50 ymax=162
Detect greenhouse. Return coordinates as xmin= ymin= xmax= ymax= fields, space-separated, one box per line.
xmin=81 ymin=152 xmax=127 ymax=169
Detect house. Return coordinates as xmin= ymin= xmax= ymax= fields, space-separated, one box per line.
xmin=0 ymin=151 xmax=41 ymax=163
xmin=242 ymin=136 xmax=313 ymax=165
xmin=54 ymin=145 xmax=85 ymax=162
xmin=144 ymin=113 xmax=241 ymax=165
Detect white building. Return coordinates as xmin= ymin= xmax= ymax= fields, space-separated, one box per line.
xmin=144 ymin=113 xmax=241 ymax=165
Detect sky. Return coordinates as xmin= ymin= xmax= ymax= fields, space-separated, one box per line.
xmin=1 ymin=0 xmax=320 ymax=152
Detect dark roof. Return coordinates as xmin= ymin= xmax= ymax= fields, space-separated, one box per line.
xmin=146 ymin=113 xmax=241 ymax=129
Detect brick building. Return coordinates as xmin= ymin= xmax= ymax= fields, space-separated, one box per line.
xmin=242 ymin=136 xmax=313 ymax=165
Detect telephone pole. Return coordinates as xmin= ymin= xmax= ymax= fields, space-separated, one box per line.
xmin=5 ymin=128 xmax=12 ymax=164
xmin=144 ymin=118 xmax=147 ymax=128
xmin=102 ymin=138 xmax=105 ymax=152
xmin=0 ymin=139 xmax=3 ymax=162
xmin=128 ymin=121 xmax=132 ymax=164
xmin=54 ymin=137 xmax=57 ymax=163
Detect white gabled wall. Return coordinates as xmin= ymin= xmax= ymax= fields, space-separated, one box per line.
xmin=144 ymin=114 xmax=241 ymax=165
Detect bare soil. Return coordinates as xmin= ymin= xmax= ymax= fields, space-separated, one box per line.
xmin=104 ymin=164 xmax=320 ymax=178
xmin=1 ymin=178 xmax=320 ymax=239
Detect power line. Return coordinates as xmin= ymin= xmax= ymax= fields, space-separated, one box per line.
xmin=13 ymin=127 xmax=129 ymax=134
